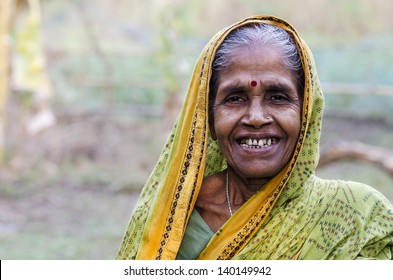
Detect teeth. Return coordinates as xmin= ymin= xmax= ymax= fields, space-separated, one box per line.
xmin=240 ymin=138 xmax=277 ymax=148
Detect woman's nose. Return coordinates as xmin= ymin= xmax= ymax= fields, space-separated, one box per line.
xmin=242 ymin=101 xmax=272 ymax=128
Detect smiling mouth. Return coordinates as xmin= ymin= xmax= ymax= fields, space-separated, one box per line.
xmin=238 ymin=137 xmax=278 ymax=149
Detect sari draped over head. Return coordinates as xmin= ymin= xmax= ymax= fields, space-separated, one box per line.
xmin=116 ymin=15 xmax=393 ymax=260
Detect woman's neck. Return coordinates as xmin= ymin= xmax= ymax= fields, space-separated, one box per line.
xmin=227 ymin=167 xmax=271 ymax=206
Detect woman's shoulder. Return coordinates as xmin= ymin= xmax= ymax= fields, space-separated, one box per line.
xmin=310 ymin=176 xmax=393 ymax=214
xmin=341 ymin=180 xmax=393 ymax=214
xmin=300 ymin=176 xmax=393 ymax=259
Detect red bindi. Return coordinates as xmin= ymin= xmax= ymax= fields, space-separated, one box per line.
xmin=251 ymin=80 xmax=257 ymax=87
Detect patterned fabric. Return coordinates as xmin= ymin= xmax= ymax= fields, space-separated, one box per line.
xmin=116 ymin=15 xmax=393 ymax=260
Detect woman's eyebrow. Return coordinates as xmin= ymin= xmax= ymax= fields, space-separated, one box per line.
xmin=266 ymin=83 xmax=292 ymax=92
xmin=219 ymin=81 xmax=248 ymax=93
xmin=227 ymin=85 xmax=248 ymax=93
xmin=266 ymin=80 xmax=297 ymax=93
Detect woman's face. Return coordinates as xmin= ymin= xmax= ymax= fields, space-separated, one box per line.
xmin=211 ymin=44 xmax=302 ymax=182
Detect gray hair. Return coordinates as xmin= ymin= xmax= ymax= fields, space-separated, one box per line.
xmin=209 ymin=23 xmax=304 ymax=122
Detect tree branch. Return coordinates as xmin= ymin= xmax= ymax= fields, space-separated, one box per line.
xmin=319 ymin=141 xmax=393 ymax=175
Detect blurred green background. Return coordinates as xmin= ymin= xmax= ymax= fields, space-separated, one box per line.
xmin=0 ymin=0 xmax=393 ymax=259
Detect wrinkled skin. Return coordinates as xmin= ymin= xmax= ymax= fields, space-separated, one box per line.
xmin=196 ymin=44 xmax=302 ymax=232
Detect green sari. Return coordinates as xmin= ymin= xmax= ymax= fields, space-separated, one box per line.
xmin=116 ymin=15 xmax=393 ymax=260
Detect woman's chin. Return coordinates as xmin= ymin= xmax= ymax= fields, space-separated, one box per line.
xmin=230 ymin=165 xmax=279 ymax=182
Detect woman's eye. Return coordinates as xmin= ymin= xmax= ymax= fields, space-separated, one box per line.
xmin=226 ymin=96 xmax=244 ymax=103
xmin=269 ymin=94 xmax=288 ymax=102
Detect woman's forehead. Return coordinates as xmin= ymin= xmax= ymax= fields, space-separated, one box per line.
xmin=219 ymin=45 xmax=295 ymax=78
xmin=222 ymin=43 xmax=289 ymax=69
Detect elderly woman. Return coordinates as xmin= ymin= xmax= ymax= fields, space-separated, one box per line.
xmin=116 ymin=15 xmax=393 ymax=260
